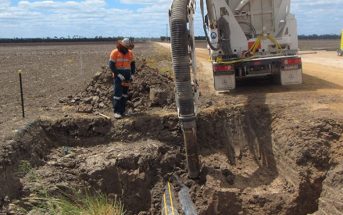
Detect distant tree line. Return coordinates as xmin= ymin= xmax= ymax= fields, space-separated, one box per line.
xmin=196 ymin=35 xmax=341 ymax=40
xmin=0 ymin=34 xmax=340 ymax=43
xmin=190 ymin=35 xmax=341 ymax=40
xmin=298 ymin=34 xmax=340 ymax=40
xmin=0 ymin=36 xmax=119 ymax=43
xmin=0 ymin=36 xmax=161 ymax=43
xmin=160 ymin=36 xmax=170 ymax=41
xmin=195 ymin=36 xmax=207 ymax=40
xmin=162 ymin=35 xmax=341 ymax=41
xmin=160 ymin=36 xmax=207 ymax=41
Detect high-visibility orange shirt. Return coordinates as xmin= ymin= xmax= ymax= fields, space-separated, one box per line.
xmin=110 ymin=49 xmax=134 ymax=70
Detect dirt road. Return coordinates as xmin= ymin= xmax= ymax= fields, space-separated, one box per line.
xmin=158 ymin=42 xmax=343 ymax=116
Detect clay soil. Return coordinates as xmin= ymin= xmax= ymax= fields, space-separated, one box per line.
xmin=1 ymin=42 xmax=342 ymax=215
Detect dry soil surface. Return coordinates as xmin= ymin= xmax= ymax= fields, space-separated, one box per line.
xmin=0 ymin=42 xmax=115 ymax=141
xmin=0 ymin=42 xmax=169 ymax=141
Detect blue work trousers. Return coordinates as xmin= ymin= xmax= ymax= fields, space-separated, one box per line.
xmin=112 ymin=70 xmax=131 ymax=115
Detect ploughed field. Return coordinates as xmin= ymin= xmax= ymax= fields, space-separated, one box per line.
xmin=0 ymin=42 xmax=342 ymax=214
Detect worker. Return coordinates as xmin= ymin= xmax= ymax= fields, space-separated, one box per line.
xmin=109 ymin=38 xmax=136 ymax=119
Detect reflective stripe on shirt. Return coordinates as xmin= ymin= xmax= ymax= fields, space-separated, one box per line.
xmin=116 ymin=58 xmax=130 ymax=62
xmin=117 ymin=66 xmax=131 ymax=70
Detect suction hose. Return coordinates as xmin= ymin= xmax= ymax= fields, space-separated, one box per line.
xmin=170 ymin=0 xmax=200 ymax=179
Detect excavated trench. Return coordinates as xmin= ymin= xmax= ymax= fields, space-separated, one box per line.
xmin=0 ymin=105 xmax=341 ymax=214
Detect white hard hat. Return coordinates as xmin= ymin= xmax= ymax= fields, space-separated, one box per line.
xmin=120 ymin=38 xmax=133 ymax=49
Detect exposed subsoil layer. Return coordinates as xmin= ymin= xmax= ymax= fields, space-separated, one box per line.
xmin=0 ymin=104 xmax=342 ymax=214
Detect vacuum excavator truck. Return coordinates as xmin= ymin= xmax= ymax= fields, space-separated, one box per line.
xmin=169 ymin=0 xmax=302 ymax=178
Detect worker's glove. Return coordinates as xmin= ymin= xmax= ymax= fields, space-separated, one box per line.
xmin=117 ymin=74 xmax=125 ymax=81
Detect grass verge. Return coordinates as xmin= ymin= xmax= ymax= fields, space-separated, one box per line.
xmin=33 ymin=191 xmax=125 ymax=215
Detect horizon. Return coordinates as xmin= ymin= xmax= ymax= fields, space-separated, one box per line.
xmin=0 ymin=33 xmax=341 ymax=40
xmin=0 ymin=0 xmax=343 ymax=38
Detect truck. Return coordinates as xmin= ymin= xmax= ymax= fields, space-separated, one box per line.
xmin=338 ymin=30 xmax=343 ymax=56
xmin=169 ymin=0 xmax=302 ymax=178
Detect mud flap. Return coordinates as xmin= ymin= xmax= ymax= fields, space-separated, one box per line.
xmin=280 ymin=69 xmax=303 ymax=85
xmin=214 ymin=74 xmax=236 ymax=91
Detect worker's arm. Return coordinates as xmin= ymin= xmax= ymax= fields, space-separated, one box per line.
xmin=130 ymin=51 xmax=136 ymax=75
xmin=109 ymin=50 xmax=117 ymax=77
xmin=109 ymin=60 xmax=117 ymax=75
xmin=131 ymin=61 xmax=136 ymax=75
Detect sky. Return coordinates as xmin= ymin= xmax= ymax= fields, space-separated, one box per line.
xmin=0 ymin=0 xmax=342 ymax=38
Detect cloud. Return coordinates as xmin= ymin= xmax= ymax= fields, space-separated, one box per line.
xmin=0 ymin=0 xmax=141 ymax=37
xmin=292 ymin=0 xmax=343 ymax=35
xmin=119 ymin=0 xmax=169 ymax=5
xmin=0 ymin=0 xmax=11 ymax=10
xmin=120 ymin=0 xmax=158 ymax=4
xmin=0 ymin=0 xmax=342 ymax=38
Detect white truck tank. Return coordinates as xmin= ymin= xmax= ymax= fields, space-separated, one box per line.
xmin=207 ymin=0 xmax=298 ymax=56
xmin=205 ymin=0 xmax=302 ymax=91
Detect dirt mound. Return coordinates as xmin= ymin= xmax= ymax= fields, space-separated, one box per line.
xmin=60 ymin=59 xmax=175 ymax=113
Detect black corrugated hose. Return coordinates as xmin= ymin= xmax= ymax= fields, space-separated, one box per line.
xmin=170 ymin=0 xmax=200 ymax=178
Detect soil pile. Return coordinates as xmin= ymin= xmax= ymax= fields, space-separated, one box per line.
xmin=60 ymin=59 xmax=175 ymax=113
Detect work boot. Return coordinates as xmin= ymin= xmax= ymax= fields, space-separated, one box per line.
xmin=113 ymin=96 xmax=122 ymax=115
xmin=114 ymin=113 xmax=122 ymax=119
